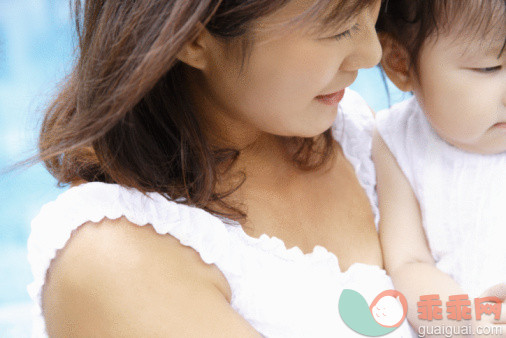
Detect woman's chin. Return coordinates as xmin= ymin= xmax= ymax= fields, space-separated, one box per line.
xmin=265 ymin=109 xmax=338 ymax=139
xmin=278 ymin=124 xmax=334 ymax=138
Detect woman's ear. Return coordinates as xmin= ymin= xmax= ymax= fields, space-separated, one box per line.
xmin=176 ymin=27 xmax=212 ymax=71
xmin=378 ymin=33 xmax=414 ymax=92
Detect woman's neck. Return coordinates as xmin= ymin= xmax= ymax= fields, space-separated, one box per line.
xmin=186 ymin=68 xmax=337 ymax=214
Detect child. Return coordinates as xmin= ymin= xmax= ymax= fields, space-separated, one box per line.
xmin=374 ymin=0 xmax=506 ymax=334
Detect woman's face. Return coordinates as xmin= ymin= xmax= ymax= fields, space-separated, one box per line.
xmin=192 ymin=0 xmax=382 ymax=143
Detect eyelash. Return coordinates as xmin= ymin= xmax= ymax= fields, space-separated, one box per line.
xmin=473 ymin=65 xmax=502 ymax=73
xmin=332 ymin=23 xmax=360 ymax=41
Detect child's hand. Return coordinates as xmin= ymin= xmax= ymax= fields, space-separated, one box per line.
xmin=480 ymin=283 xmax=506 ymax=299
xmin=472 ymin=284 xmax=506 ymax=337
xmin=479 ymin=283 xmax=506 ymax=323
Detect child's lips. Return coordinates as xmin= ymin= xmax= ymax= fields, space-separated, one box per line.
xmin=492 ymin=122 xmax=506 ymax=130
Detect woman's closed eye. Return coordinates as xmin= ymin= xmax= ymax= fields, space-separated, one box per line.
xmin=331 ymin=23 xmax=360 ymax=41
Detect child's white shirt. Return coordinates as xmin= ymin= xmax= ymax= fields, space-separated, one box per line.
xmin=376 ymin=96 xmax=506 ymax=299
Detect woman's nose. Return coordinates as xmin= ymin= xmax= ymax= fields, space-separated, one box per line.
xmin=340 ymin=14 xmax=382 ymax=71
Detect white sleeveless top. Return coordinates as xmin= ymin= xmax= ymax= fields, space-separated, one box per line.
xmin=376 ymin=97 xmax=506 ymax=299
xmin=27 ymin=89 xmax=416 ymax=338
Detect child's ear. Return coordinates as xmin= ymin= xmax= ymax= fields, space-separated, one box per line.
xmin=378 ymin=33 xmax=414 ymax=92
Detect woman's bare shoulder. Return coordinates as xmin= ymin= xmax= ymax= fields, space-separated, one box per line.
xmin=47 ymin=216 xmax=229 ymax=287
xmin=41 ymin=216 xmax=257 ymax=337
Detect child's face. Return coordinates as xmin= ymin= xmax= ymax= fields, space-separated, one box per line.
xmin=413 ymin=32 xmax=506 ymax=154
xmin=192 ymin=0 xmax=382 ymax=143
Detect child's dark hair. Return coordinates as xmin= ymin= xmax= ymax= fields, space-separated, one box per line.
xmin=377 ymin=0 xmax=506 ymax=74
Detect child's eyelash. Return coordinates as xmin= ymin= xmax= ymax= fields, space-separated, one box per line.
xmin=474 ymin=65 xmax=502 ymax=73
xmin=333 ymin=23 xmax=360 ymax=41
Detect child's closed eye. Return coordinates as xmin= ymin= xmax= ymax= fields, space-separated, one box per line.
xmin=471 ymin=65 xmax=502 ymax=73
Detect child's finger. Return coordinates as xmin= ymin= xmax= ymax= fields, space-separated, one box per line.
xmin=480 ymin=283 xmax=506 ymax=300
xmin=478 ymin=302 xmax=506 ymax=325
xmin=491 ymin=302 xmax=506 ymax=324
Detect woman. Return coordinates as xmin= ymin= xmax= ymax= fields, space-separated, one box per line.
xmin=27 ymin=0 xmax=414 ymax=336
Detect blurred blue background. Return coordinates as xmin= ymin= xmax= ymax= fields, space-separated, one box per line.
xmin=0 ymin=1 xmax=407 ymax=336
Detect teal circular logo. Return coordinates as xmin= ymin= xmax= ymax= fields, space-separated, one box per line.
xmin=338 ymin=289 xmax=408 ymax=336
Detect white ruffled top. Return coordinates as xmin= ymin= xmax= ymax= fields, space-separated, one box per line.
xmin=376 ymin=97 xmax=506 ymax=299
xmin=27 ymin=89 xmax=416 ymax=338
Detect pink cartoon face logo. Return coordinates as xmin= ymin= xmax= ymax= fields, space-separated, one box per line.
xmin=370 ymin=290 xmax=408 ymax=328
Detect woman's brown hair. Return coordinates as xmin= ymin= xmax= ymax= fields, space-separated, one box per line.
xmin=14 ymin=0 xmax=377 ymax=220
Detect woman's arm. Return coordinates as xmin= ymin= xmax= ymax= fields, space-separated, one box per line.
xmin=372 ymin=129 xmax=473 ymax=336
xmin=42 ymin=216 xmax=261 ymax=337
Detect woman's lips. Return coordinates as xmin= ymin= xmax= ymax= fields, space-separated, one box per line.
xmin=315 ymin=89 xmax=346 ymax=106
xmin=493 ymin=122 xmax=506 ymax=129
